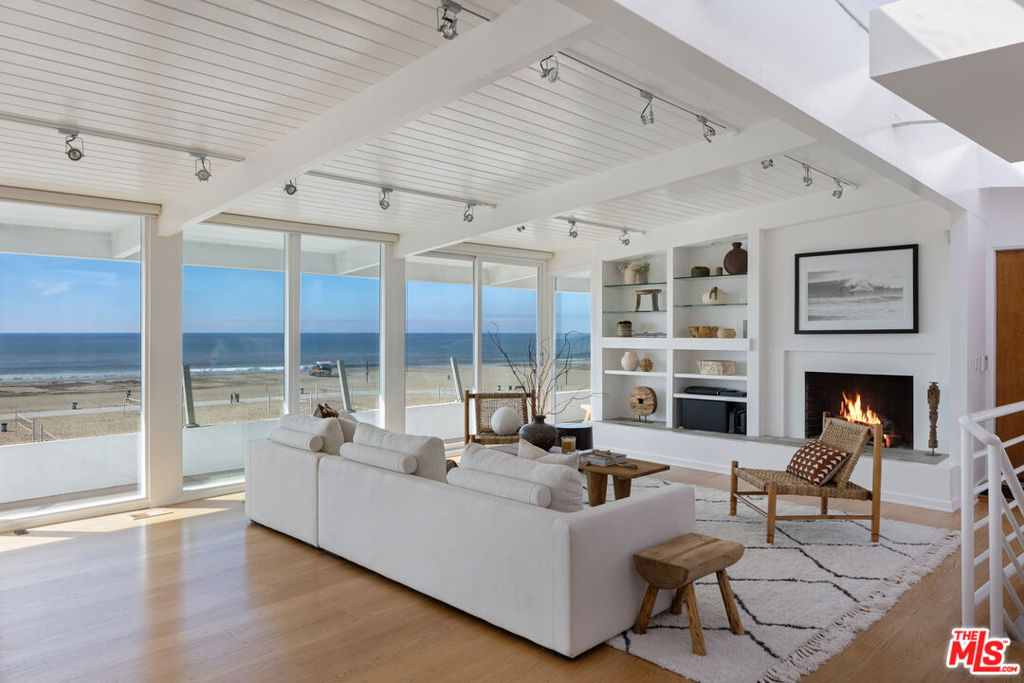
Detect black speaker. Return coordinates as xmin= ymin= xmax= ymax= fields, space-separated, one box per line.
xmin=680 ymin=399 xmax=729 ymax=432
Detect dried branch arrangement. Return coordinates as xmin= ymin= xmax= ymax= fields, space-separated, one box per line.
xmin=486 ymin=326 xmax=586 ymax=417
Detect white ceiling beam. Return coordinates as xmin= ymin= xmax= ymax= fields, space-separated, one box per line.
xmin=557 ymin=0 xmax=993 ymax=215
xmin=156 ymin=0 xmax=593 ymax=236
xmin=396 ymin=118 xmax=814 ymax=257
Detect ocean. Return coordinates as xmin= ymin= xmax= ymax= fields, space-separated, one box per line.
xmin=0 ymin=332 xmax=591 ymax=382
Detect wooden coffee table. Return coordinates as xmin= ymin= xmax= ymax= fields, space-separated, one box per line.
xmin=579 ymin=458 xmax=669 ymax=506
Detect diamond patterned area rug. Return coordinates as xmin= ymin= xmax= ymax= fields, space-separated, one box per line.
xmin=604 ymin=482 xmax=959 ymax=683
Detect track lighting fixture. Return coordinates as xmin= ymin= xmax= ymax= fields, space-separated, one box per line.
xmin=568 ymin=219 xmax=578 ymax=239
xmin=619 ymin=230 xmax=631 ymax=247
xmin=540 ymin=55 xmax=559 ymax=83
xmin=639 ymin=90 xmax=654 ymax=126
xmin=802 ymin=164 xmax=813 ymax=187
xmin=516 ymin=225 xmax=526 ymax=233
xmin=284 ymin=179 xmax=297 ymax=195
xmin=463 ymin=203 xmax=475 ymax=222
xmin=698 ymin=115 xmax=717 ymax=143
xmin=832 ymin=181 xmax=844 ymax=199
xmin=761 ymin=158 xmax=774 ymax=170
xmin=62 ymin=130 xmax=84 ymax=161
xmin=378 ymin=188 xmax=392 ymax=210
xmin=194 ymin=156 xmax=212 ymax=182
xmin=437 ymin=0 xmax=461 ymax=40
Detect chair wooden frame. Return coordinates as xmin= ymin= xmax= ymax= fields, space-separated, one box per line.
xmin=729 ymin=414 xmax=883 ymax=543
xmin=463 ymin=390 xmax=533 ymax=446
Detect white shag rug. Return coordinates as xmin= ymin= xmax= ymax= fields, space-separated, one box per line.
xmin=604 ymin=482 xmax=959 ymax=683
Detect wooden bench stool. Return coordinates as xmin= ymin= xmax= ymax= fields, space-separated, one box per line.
xmin=632 ymin=533 xmax=745 ymax=655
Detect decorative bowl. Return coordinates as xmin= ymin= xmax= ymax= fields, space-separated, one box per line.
xmin=698 ymin=360 xmax=736 ymax=376
xmin=690 ymin=266 xmax=710 ymax=278
xmin=688 ymin=325 xmax=719 ymax=338
xmin=717 ymin=327 xmax=737 ymax=338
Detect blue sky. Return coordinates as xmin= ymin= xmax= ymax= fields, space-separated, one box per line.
xmin=0 ymin=254 xmax=590 ymax=334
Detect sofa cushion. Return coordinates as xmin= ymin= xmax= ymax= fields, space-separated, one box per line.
xmin=269 ymin=427 xmax=323 ymax=452
xmin=460 ymin=442 xmax=583 ymax=512
xmin=518 ymin=439 xmax=579 ymax=469
xmin=447 ymin=468 xmax=551 ymax=507
xmin=353 ymin=422 xmax=446 ymax=482
xmin=279 ymin=414 xmax=344 ymax=455
xmin=341 ymin=442 xmax=417 ymax=474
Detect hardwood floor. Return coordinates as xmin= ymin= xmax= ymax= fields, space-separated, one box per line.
xmin=0 ymin=467 xmax=1016 ymax=682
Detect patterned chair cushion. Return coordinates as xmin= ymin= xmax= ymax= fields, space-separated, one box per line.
xmin=785 ymin=440 xmax=850 ymax=486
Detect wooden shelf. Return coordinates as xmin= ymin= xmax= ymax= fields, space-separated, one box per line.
xmin=604 ymin=370 xmax=667 ymax=377
xmin=673 ymin=373 xmax=747 ymax=381
xmin=673 ymin=393 xmax=748 ymax=403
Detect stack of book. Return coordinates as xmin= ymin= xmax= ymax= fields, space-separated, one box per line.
xmin=580 ymin=449 xmax=628 ymax=466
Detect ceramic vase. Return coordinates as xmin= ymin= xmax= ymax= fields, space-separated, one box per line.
xmin=620 ymin=350 xmax=640 ymax=371
xmin=723 ymin=242 xmax=748 ymax=275
xmin=519 ymin=415 xmax=558 ymax=452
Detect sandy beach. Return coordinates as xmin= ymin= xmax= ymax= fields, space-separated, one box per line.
xmin=0 ymin=364 xmax=590 ymax=446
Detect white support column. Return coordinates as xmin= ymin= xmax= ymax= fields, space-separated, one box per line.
xmin=142 ymin=217 xmax=183 ymax=505
xmin=746 ymin=228 xmax=761 ymax=438
xmin=473 ymin=257 xmax=483 ymax=394
xmin=380 ymin=244 xmax=406 ymax=433
xmin=284 ymin=232 xmax=302 ymax=414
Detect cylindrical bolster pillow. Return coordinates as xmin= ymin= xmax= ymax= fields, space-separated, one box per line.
xmin=341 ymin=443 xmax=417 ymax=474
xmin=447 ymin=468 xmax=552 ymax=508
xmin=269 ymin=428 xmax=323 ymax=452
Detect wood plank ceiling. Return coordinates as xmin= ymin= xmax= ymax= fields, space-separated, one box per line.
xmin=0 ymin=0 xmax=878 ymax=253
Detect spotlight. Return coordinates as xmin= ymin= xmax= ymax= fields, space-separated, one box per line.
xmin=568 ymin=219 xmax=578 ymax=239
xmin=437 ymin=0 xmax=460 ymax=40
xmin=639 ymin=90 xmax=654 ymax=126
xmin=284 ymin=179 xmax=297 ymax=195
xmin=463 ymin=203 xmax=475 ymax=222
xmin=761 ymin=158 xmax=774 ymax=170
xmin=619 ymin=230 xmax=630 ymax=247
xmin=63 ymin=131 xmax=84 ymax=161
xmin=802 ymin=164 xmax=813 ymax=187
xmin=832 ymin=181 xmax=844 ymax=199
xmin=378 ymin=188 xmax=392 ymax=211
xmin=516 ymin=225 xmax=526 ymax=233
xmin=698 ymin=115 xmax=716 ymax=143
xmin=540 ymin=55 xmax=559 ymax=83
xmin=195 ymin=156 xmax=212 ymax=182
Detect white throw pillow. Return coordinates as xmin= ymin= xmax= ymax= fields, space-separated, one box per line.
xmin=336 ymin=412 xmax=360 ymax=443
xmin=490 ymin=406 xmax=523 ymax=436
xmin=341 ymin=442 xmax=417 ymax=474
xmin=353 ymin=422 xmax=446 ymax=482
xmin=279 ymin=414 xmax=344 ymax=455
xmin=269 ymin=427 xmax=323 ymax=452
xmin=447 ymin=468 xmax=552 ymax=508
xmin=460 ymin=442 xmax=583 ymax=512
xmin=518 ymin=439 xmax=579 ymax=469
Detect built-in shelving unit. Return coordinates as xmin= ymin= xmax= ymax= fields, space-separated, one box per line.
xmin=594 ymin=233 xmax=758 ymax=436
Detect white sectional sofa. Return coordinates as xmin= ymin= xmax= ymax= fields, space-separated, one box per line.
xmin=246 ymin=416 xmax=696 ymax=657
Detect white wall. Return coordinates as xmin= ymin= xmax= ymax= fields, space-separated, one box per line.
xmin=760 ymin=200 xmax=952 ymax=451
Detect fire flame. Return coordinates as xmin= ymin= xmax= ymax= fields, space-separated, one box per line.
xmin=838 ymin=392 xmax=881 ymax=426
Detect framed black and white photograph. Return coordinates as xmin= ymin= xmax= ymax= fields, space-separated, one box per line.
xmin=795 ymin=244 xmax=918 ymax=334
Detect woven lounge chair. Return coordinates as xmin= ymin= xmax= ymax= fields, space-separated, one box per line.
xmin=730 ymin=414 xmax=883 ymax=543
xmin=464 ymin=390 xmax=532 ymax=446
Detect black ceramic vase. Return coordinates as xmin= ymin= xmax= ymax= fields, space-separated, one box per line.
xmin=519 ymin=415 xmax=559 ymax=452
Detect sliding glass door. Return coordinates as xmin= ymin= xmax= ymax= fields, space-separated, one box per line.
xmin=181 ymin=224 xmax=284 ymax=489
xmin=0 ymin=201 xmax=143 ymax=521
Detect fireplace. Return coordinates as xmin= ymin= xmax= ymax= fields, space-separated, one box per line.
xmin=804 ymin=371 xmax=914 ymax=449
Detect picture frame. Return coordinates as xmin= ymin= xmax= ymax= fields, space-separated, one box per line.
xmin=794 ymin=244 xmax=918 ymax=334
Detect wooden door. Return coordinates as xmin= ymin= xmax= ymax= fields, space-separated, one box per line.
xmin=996 ymin=249 xmax=1024 ymax=467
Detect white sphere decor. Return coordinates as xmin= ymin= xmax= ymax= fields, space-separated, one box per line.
xmin=490 ymin=406 xmax=523 ymax=436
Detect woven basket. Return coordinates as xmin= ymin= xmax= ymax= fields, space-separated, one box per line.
xmin=698 ymin=359 xmax=736 ymax=376
xmin=688 ymin=325 xmax=718 ymax=338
